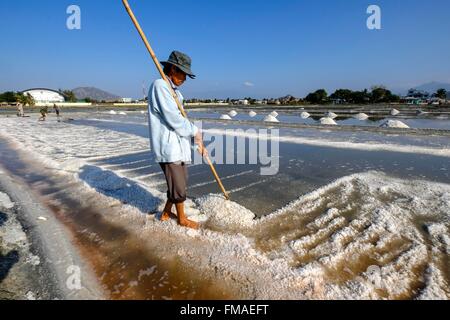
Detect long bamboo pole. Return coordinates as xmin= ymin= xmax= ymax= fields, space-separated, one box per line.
xmin=122 ymin=0 xmax=230 ymax=200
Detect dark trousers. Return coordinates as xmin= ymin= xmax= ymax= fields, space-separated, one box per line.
xmin=159 ymin=162 xmax=188 ymax=204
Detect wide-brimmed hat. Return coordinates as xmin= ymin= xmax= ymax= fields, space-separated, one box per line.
xmin=161 ymin=51 xmax=196 ymax=79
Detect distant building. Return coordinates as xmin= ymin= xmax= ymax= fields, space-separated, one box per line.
xmin=120 ymin=98 xmax=133 ymax=103
xmin=22 ymin=88 xmax=65 ymax=103
xmin=407 ymin=89 xmax=430 ymax=99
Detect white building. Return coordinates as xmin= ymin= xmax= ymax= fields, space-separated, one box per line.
xmin=22 ymin=88 xmax=65 ymax=104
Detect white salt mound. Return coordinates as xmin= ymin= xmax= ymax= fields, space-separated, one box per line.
xmin=264 ymin=115 xmax=280 ymax=123
xmin=325 ymin=112 xmax=338 ymax=119
xmin=417 ymin=110 xmax=427 ymax=116
xmin=320 ymin=117 xmax=338 ymax=125
xmin=300 ymin=112 xmax=311 ymax=119
xmin=220 ymin=114 xmax=232 ymax=120
xmin=229 ymin=110 xmax=238 ymax=117
xmin=380 ymin=120 xmax=410 ymax=129
xmin=270 ymin=111 xmax=279 ymax=117
xmin=0 ymin=192 xmax=14 ymax=209
xmin=119 ymin=112 xmax=127 ymax=115
xmin=391 ymin=109 xmax=400 ymax=116
xmin=109 ymin=110 xmax=117 ymax=115
xmin=196 ymin=194 xmax=256 ymax=229
xmin=354 ymin=113 xmax=369 ymax=121
xmin=249 ymin=111 xmax=257 ymax=117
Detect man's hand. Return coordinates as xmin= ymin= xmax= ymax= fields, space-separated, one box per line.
xmin=195 ymin=131 xmax=208 ymax=157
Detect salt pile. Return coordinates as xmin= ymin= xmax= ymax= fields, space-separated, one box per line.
xmin=119 ymin=112 xmax=127 ymax=115
xmin=391 ymin=109 xmax=400 ymax=116
xmin=354 ymin=113 xmax=369 ymax=120
xmin=380 ymin=120 xmax=410 ymax=129
xmin=109 ymin=110 xmax=117 ymax=115
xmin=270 ymin=111 xmax=279 ymax=117
xmin=229 ymin=110 xmax=238 ymax=117
xmin=319 ymin=117 xmax=338 ymax=125
xmin=0 ymin=192 xmax=14 ymax=209
xmin=249 ymin=111 xmax=257 ymax=117
xmin=417 ymin=110 xmax=427 ymax=116
xmin=220 ymin=114 xmax=232 ymax=120
xmin=300 ymin=112 xmax=311 ymax=119
xmin=196 ymin=195 xmax=256 ymax=229
xmin=263 ymin=115 xmax=280 ymax=123
xmin=325 ymin=112 xmax=338 ymax=119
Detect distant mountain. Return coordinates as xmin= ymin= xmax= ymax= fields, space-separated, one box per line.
xmin=413 ymin=81 xmax=450 ymax=94
xmin=72 ymin=87 xmax=121 ymax=101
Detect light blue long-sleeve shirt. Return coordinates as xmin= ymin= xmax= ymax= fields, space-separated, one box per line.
xmin=148 ymin=78 xmax=198 ymax=163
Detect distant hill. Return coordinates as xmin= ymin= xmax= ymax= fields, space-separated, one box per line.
xmin=413 ymin=81 xmax=450 ymax=94
xmin=72 ymin=87 xmax=120 ymax=101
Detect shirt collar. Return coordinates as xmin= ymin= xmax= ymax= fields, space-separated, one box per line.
xmin=166 ymin=76 xmax=178 ymax=90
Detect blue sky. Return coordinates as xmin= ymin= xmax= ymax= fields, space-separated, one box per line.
xmin=1 ymin=0 xmax=450 ymax=99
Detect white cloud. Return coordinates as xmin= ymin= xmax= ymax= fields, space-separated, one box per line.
xmin=244 ymin=81 xmax=255 ymax=87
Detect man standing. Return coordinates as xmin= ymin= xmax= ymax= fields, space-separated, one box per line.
xmin=53 ymin=104 xmax=61 ymax=122
xmin=39 ymin=106 xmax=48 ymax=121
xmin=148 ymin=51 xmax=207 ymax=230
xmin=16 ymin=103 xmax=24 ymax=117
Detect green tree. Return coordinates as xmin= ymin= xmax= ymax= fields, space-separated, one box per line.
xmin=330 ymin=89 xmax=353 ymax=103
xmin=0 ymin=91 xmax=17 ymax=103
xmin=16 ymin=92 xmax=35 ymax=106
xmin=350 ymin=90 xmax=370 ymax=104
xmin=15 ymin=92 xmax=36 ymax=107
xmin=62 ymin=90 xmax=77 ymax=102
xmin=305 ymin=89 xmax=328 ymax=104
xmin=436 ymin=88 xmax=447 ymax=99
xmin=370 ymin=86 xmax=396 ymax=103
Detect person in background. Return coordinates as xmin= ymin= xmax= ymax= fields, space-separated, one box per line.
xmin=53 ymin=104 xmax=61 ymax=121
xmin=39 ymin=106 xmax=48 ymax=121
xmin=16 ymin=103 xmax=24 ymax=117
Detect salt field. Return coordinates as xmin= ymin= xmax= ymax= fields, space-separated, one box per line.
xmin=187 ymin=108 xmax=450 ymax=130
xmin=0 ymin=110 xmax=449 ymax=300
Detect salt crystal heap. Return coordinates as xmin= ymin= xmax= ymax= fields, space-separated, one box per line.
xmin=264 ymin=115 xmax=280 ymax=123
xmin=220 ymin=114 xmax=232 ymax=120
xmin=249 ymin=111 xmax=257 ymax=117
xmin=319 ymin=117 xmax=338 ymax=125
xmin=325 ymin=112 xmax=338 ymax=119
xmin=229 ymin=110 xmax=238 ymax=117
xmin=391 ymin=109 xmax=400 ymax=116
xmin=354 ymin=113 xmax=369 ymax=120
xmin=380 ymin=120 xmax=410 ymax=129
xmin=300 ymin=112 xmax=311 ymax=119
xmin=196 ymin=194 xmax=256 ymax=230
